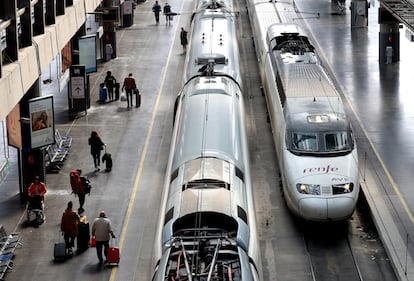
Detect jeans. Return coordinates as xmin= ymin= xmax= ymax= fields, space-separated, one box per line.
xmin=126 ymin=90 xmax=133 ymax=107
xmin=64 ymin=233 xmax=75 ymax=250
xmin=92 ymin=152 xmax=101 ymax=168
xmin=96 ymin=240 xmax=110 ymax=263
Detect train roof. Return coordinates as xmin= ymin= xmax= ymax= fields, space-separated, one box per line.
xmin=279 ymin=63 xmax=337 ymax=98
xmin=196 ymin=0 xmax=233 ymax=11
xmin=184 ymin=3 xmax=241 ymax=84
xmin=172 ymin=77 xmax=245 ymax=173
xmin=285 ymin=97 xmax=349 ymax=132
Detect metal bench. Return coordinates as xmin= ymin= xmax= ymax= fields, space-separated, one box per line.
xmin=0 ymin=225 xmax=22 ymax=280
xmin=55 ymin=129 xmax=72 ymax=148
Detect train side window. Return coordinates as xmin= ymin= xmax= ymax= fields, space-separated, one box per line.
xmin=237 ymin=206 xmax=248 ymax=225
xmin=164 ymin=207 xmax=174 ymax=225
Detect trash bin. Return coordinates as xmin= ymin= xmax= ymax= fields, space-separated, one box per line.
xmin=115 ymin=83 xmax=120 ymax=100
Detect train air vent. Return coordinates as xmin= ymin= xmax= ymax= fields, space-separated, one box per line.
xmin=182 ymin=179 xmax=229 ymax=191
xmin=307 ymin=115 xmax=329 ymax=123
xmin=197 ymin=53 xmax=227 ymax=65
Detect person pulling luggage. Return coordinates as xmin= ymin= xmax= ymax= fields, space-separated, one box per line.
xmin=60 ymin=201 xmax=80 ymax=256
xmin=91 ymin=211 xmax=116 ymax=266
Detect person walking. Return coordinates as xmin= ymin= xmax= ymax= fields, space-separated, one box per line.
xmin=91 ymin=211 xmax=116 ymax=266
xmin=121 ymin=73 xmax=137 ymax=108
xmin=88 ymin=131 xmax=105 ymax=171
xmin=60 ymin=201 xmax=80 ymax=255
xmin=163 ymin=3 xmax=172 ymax=25
xmin=152 ymin=1 xmax=161 ymax=24
xmin=180 ymin=27 xmax=188 ymax=52
xmin=70 ymin=169 xmax=89 ymax=213
xmin=104 ymin=71 xmax=117 ymax=101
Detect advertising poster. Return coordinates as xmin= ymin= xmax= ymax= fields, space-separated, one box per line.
xmin=6 ymin=104 xmax=22 ymax=149
xmin=29 ymin=96 xmax=55 ymax=149
xmin=79 ymin=35 xmax=97 ymax=73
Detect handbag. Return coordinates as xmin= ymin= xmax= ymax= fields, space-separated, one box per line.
xmin=120 ymin=92 xmax=127 ymax=102
xmin=90 ymin=236 xmax=96 ymax=247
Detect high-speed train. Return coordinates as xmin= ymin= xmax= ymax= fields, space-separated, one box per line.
xmin=152 ymin=1 xmax=261 ymax=280
xmin=247 ymin=0 xmax=359 ymax=221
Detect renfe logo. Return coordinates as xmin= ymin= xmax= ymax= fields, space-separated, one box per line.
xmin=303 ymin=165 xmax=339 ymax=174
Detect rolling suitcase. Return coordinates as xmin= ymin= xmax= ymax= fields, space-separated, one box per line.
xmin=77 ymin=219 xmax=90 ymax=252
xmin=102 ymin=146 xmax=113 ymax=172
xmin=54 ymin=242 xmax=67 ymax=261
xmin=99 ymin=86 xmax=107 ymax=103
xmin=135 ymin=89 xmax=141 ymax=108
xmin=106 ymin=239 xmax=120 ymax=265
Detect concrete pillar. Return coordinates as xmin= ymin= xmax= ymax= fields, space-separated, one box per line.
xmin=379 ymin=23 xmax=400 ymax=64
xmin=351 ymin=0 xmax=368 ymax=28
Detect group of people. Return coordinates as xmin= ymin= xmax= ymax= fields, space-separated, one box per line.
xmin=27 ymin=176 xmax=115 ymax=264
xmin=26 ymin=128 xmax=115 ymax=264
xmin=152 ymin=2 xmax=188 ymax=51
xmin=152 ymin=1 xmax=173 ymax=25
xmin=24 ymin=1 xmax=189 ymax=266
xmin=100 ymin=71 xmax=139 ymax=109
xmin=60 ymin=202 xmax=115 ymax=265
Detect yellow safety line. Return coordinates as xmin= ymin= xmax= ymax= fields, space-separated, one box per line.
xmin=109 ymin=21 xmax=181 ymax=281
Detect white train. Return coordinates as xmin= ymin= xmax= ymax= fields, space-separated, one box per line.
xmin=152 ymin=1 xmax=261 ymax=280
xmin=247 ymin=0 xmax=359 ymax=221
xmin=183 ymin=0 xmax=241 ymax=85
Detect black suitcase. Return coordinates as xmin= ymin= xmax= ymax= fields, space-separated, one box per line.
xmin=54 ymin=242 xmax=67 ymax=261
xmin=115 ymin=83 xmax=120 ymax=100
xmin=135 ymin=89 xmax=141 ymax=108
xmin=102 ymin=146 xmax=113 ymax=172
xmin=77 ymin=222 xmax=90 ymax=252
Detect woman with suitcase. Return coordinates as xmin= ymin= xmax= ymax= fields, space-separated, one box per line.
xmin=60 ymin=201 xmax=80 ymax=255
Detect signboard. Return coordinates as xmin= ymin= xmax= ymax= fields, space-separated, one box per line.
xmin=96 ymin=7 xmax=120 ymax=23
xmin=70 ymin=65 xmax=86 ymax=99
xmin=6 ymin=104 xmax=22 ymax=149
xmin=123 ymin=1 xmax=133 ymax=15
xmin=29 ymin=96 xmax=55 ymax=149
xmin=79 ymin=35 xmax=97 ymax=73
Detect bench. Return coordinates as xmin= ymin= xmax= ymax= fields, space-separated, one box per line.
xmin=55 ymin=129 xmax=72 ymax=148
xmin=0 ymin=226 xmax=22 ymax=280
xmin=45 ymin=145 xmax=67 ymax=168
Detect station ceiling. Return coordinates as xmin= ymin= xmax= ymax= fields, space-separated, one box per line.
xmin=380 ymin=0 xmax=414 ymax=32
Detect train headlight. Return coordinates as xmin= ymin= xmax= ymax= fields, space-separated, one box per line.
xmin=296 ymin=183 xmax=321 ymax=195
xmin=332 ymin=183 xmax=354 ymax=194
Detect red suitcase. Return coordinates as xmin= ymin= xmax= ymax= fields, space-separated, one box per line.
xmin=106 ymin=241 xmax=120 ymax=265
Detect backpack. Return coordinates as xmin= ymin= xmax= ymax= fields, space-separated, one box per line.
xmin=70 ymin=170 xmax=83 ymax=194
xmin=80 ymin=176 xmax=92 ymax=194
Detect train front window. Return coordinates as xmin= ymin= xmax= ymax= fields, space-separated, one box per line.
xmin=292 ymin=133 xmax=318 ymax=152
xmin=325 ymin=132 xmax=349 ymax=151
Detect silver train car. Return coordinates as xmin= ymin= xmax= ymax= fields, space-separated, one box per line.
xmin=183 ymin=0 xmax=241 ymax=85
xmin=152 ymin=1 xmax=261 ymax=280
xmin=248 ymin=1 xmax=359 ymax=221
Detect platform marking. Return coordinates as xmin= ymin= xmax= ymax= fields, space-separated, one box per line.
xmin=109 ymin=4 xmax=183 ymax=281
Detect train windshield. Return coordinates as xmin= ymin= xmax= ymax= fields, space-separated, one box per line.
xmin=289 ymin=131 xmax=353 ymax=155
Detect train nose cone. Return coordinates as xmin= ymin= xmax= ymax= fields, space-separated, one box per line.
xmin=298 ymin=197 xmax=356 ymax=221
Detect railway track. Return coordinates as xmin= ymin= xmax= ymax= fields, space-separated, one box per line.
xmin=303 ymin=221 xmax=364 ymax=281
xmin=298 ymin=194 xmax=398 ymax=281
